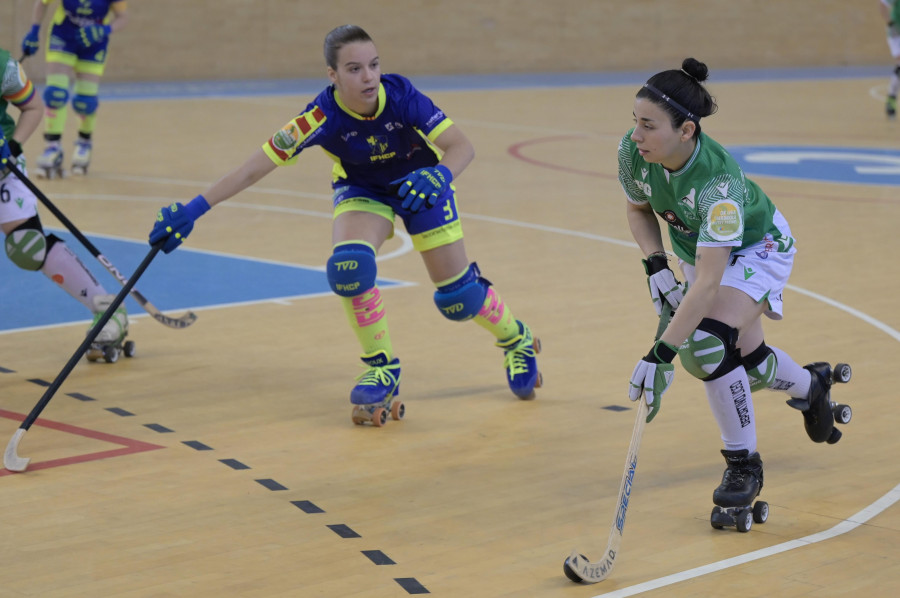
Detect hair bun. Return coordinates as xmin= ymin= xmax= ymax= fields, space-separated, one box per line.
xmin=681 ymin=58 xmax=709 ymax=83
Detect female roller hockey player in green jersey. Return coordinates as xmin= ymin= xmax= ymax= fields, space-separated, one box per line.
xmin=621 ymin=58 xmax=852 ymax=530
xmin=0 ymin=48 xmax=128 ymax=356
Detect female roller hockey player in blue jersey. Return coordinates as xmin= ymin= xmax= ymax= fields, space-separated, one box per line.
xmin=622 ymin=58 xmax=852 ymax=532
xmin=148 ymin=25 xmax=541 ymax=426
xmin=20 ymin=0 xmax=129 ymax=178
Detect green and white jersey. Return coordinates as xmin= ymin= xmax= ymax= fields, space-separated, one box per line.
xmin=618 ymin=130 xmax=793 ymax=265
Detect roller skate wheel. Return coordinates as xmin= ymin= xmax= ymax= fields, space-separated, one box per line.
xmin=833 ymin=363 xmax=852 ymax=383
xmin=736 ymin=508 xmax=753 ymax=533
xmin=103 ymin=345 xmax=119 ymax=363
xmin=532 ymin=337 xmax=542 ymax=354
xmin=372 ymin=407 xmax=387 ymax=427
xmin=390 ymin=400 xmax=405 ymax=421
xmin=833 ymin=404 xmax=852 ymax=425
xmin=752 ymin=501 xmax=769 ymax=524
xmin=72 ymin=166 xmax=85 ymax=175
xmin=85 ymin=348 xmax=102 ymax=362
xmin=535 ymin=371 xmax=543 ymax=390
xmin=710 ymin=506 xmax=728 ymax=530
xmin=351 ymin=406 xmax=369 ymax=425
xmin=563 ymin=554 xmax=587 ymax=583
xmin=123 ymin=340 xmax=136 ymax=358
xmin=826 ymin=426 xmax=843 ymax=445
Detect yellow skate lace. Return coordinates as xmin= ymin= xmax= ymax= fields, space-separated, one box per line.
xmin=355 ymin=363 xmax=396 ymax=387
xmin=500 ymin=333 xmax=535 ymax=379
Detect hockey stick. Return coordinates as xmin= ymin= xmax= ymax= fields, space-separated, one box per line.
xmin=4 ymin=160 xmax=197 ymax=328
xmin=563 ymin=302 xmax=675 ymax=583
xmin=4 ymin=243 xmax=162 ymax=472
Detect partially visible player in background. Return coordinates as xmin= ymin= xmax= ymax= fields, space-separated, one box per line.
xmin=147 ymin=24 xmax=542 ymax=426
xmin=880 ymin=0 xmax=900 ymax=118
xmin=1 ymin=47 xmax=129 ymax=357
xmin=20 ymin=0 xmax=128 ymax=178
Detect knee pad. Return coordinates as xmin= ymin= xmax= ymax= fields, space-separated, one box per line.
xmin=72 ymin=94 xmax=99 ymax=117
xmin=679 ymin=318 xmax=741 ymax=381
xmin=433 ymin=262 xmax=490 ymax=322
xmin=4 ymin=216 xmax=60 ymax=271
xmin=741 ymin=343 xmax=777 ymax=392
xmin=42 ymin=85 xmax=69 ymax=110
xmin=326 ymin=242 xmax=377 ymax=297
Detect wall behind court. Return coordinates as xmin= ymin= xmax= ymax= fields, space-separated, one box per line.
xmin=1 ymin=0 xmax=889 ymax=83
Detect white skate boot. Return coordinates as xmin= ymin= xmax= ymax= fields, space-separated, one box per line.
xmin=71 ymin=138 xmax=92 ymax=175
xmin=35 ymin=141 xmax=64 ymax=179
xmin=86 ymin=294 xmax=135 ymax=363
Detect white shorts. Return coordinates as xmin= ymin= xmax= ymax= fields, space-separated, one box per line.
xmin=680 ymin=210 xmax=795 ymax=321
xmin=0 ymin=164 xmax=39 ymax=225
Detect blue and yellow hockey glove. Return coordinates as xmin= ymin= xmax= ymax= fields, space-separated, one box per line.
xmin=149 ymin=195 xmax=210 ymax=254
xmin=21 ymin=25 xmax=40 ymax=57
xmin=390 ymin=165 xmax=452 ymax=212
xmin=76 ymin=24 xmax=111 ymax=49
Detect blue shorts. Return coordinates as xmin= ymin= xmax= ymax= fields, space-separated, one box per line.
xmin=332 ymin=183 xmax=464 ymax=252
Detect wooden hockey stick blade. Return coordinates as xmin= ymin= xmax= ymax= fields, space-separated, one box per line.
xmin=4 ymin=429 xmax=30 ymax=472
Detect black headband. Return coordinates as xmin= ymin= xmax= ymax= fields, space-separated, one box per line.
xmin=642 ymin=83 xmax=699 ymax=123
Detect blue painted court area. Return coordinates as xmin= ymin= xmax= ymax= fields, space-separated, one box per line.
xmin=728 ymin=146 xmax=900 ymax=186
xmin=0 ymin=231 xmax=403 ymax=333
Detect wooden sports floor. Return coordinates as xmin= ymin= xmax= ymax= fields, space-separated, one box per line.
xmin=1 ymin=72 xmax=898 ymax=597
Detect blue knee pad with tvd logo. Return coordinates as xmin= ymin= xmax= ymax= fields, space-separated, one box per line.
xmin=433 ymin=262 xmax=490 ymax=321
xmin=326 ymin=243 xmax=377 ymax=297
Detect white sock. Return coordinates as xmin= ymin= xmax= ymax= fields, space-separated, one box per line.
xmin=768 ymin=346 xmax=811 ymax=399
xmin=704 ymin=367 xmax=757 ymax=453
xmin=41 ymin=241 xmax=106 ymax=312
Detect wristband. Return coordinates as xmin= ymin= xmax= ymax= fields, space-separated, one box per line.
xmin=8 ymin=139 xmax=22 ymax=157
xmin=645 ymin=340 xmax=678 ymax=364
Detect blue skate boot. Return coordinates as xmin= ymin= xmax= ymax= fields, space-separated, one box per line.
xmin=495 ymin=320 xmax=542 ymax=400
xmin=350 ymin=350 xmax=403 ymax=427
xmin=786 ymin=362 xmax=853 ymax=444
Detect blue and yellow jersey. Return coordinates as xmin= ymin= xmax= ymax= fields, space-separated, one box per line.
xmin=45 ymin=0 xmax=125 ymax=31
xmin=263 ymin=74 xmax=454 ymax=194
xmin=1 ymin=48 xmax=36 ymax=138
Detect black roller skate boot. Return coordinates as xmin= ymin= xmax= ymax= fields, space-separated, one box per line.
xmin=786 ymin=362 xmax=853 ymax=445
xmin=710 ymin=449 xmax=768 ymax=533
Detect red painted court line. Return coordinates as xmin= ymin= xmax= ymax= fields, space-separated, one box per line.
xmin=0 ymin=409 xmax=164 ymax=476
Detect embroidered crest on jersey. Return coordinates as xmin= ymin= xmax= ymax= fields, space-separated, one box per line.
xmin=267 ymin=107 xmax=326 ymax=161
xmin=366 ymin=135 xmax=396 ymax=162
xmin=707 ymin=199 xmax=742 ymax=241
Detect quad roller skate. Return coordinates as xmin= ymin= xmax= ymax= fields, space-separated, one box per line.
xmin=786 ymin=362 xmax=852 ymax=444
xmin=35 ymin=141 xmax=64 ymax=179
xmin=710 ymin=449 xmax=768 ymax=533
xmin=71 ymin=138 xmax=92 ymax=175
xmin=350 ymin=350 xmax=403 ymax=427
xmin=495 ymin=319 xmax=542 ymax=400
xmin=85 ymin=294 xmax=134 ymax=364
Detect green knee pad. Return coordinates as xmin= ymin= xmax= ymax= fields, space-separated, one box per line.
xmin=679 ymin=318 xmax=739 ymax=381
xmin=5 ymin=227 xmax=50 ymax=271
xmin=745 ymin=350 xmax=777 ymax=392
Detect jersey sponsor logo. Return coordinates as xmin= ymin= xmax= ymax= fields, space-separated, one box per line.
xmin=425 ymin=110 xmax=445 ymax=129
xmin=707 ymin=199 xmax=742 ymax=241
xmin=660 ymin=210 xmax=694 ymax=236
xmin=366 ymin=135 xmax=396 ymax=162
xmin=680 ymin=188 xmax=696 ymax=209
xmin=272 ymin=123 xmax=299 ymax=152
